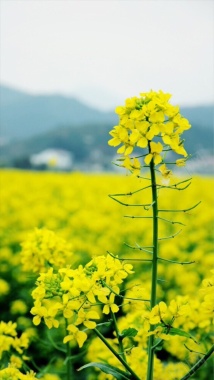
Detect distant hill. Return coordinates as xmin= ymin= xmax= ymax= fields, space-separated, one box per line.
xmin=0 ymin=85 xmax=117 ymax=140
xmin=0 ymin=85 xmax=213 ymax=171
xmin=0 ymin=85 xmax=213 ymax=142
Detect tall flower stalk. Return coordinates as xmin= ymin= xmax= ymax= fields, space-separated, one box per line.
xmin=146 ymin=156 xmax=159 ymax=380
xmin=107 ymin=90 xmax=199 ymax=380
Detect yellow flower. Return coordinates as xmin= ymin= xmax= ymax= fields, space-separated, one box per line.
xmin=0 ymin=279 xmax=10 ymax=296
xmin=117 ymin=143 xmax=134 ymax=156
xmin=172 ymin=142 xmax=188 ymax=157
xmin=176 ymin=158 xmax=186 ymax=167
xmin=21 ymin=228 xmax=73 ymax=273
xmin=0 ymin=367 xmax=20 ymax=379
xmin=159 ymin=164 xmax=172 ymax=177
xmin=149 ymin=301 xmax=167 ymax=324
xmin=12 ymin=332 xmax=30 ymax=354
xmin=0 ymin=321 xmax=17 ymax=337
xmin=144 ymin=142 xmax=163 ymax=165
xmin=146 ymin=123 xmax=161 ymax=140
xmin=122 ymin=157 xmax=141 ymax=176
xmin=63 ymin=324 xmax=87 ymax=347
xmin=22 ymin=370 xmax=37 ymax=379
xmin=10 ymin=300 xmax=28 ymax=315
xmin=147 ymin=325 xmax=170 ymax=340
xmin=31 ymin=301 xmax=48 ymax=326
xmin=149 ymin=111 xmax=165 ymax=123
xmin=168 ymin=299 xmax=190 ymax=318
xmin=10 ymin=355 xmax=23 ymax=369
xmin=159 ymin=164 xmax=172 ymax=182
xmin=75 ymin=309 xmax=100 ymax=329
xmin=98 ymin=293 xmax=119 ymax=315
xmin=161 ymin=121 xmax=175 ymax=145
xmin=108 ymin=90 xmax=191 ymax=175
xmin=115 ymin=106 xmax=126 ymax=115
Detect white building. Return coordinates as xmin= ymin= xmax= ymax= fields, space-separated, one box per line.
xmin=30 ymin=149 xmax=73 ymax=170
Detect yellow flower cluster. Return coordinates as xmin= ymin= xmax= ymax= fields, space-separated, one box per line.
xmin=0 ymin=321 xmax=29 ymax=359
xmin=0 ymin=367 xmax=37 ymax=380
xmin=31 ymin=254 xmax=134 ymax=348
xmin=108 ymin=90 xmax=191 ymax=175
xmin=0 ymin=321 xmax=36 ymax=379
xmin=21 ymin=228 xmax=73 ymax=273
xmin=147 ymin=299 xmax=190 ymax=340
xmin=0 ymin=366 xmax=60 ymax=380
xmin=0 ymin=320 xmax=61 ymax=380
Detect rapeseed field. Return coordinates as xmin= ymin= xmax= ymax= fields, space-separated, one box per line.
xmin=0 ymin=169 xmax=213 ymax=379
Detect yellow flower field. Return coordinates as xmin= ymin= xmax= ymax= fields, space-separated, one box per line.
xmin=0 ymin=169 xmax=213 ymax=379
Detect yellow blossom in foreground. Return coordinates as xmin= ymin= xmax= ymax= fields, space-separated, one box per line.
xmin=75 ymin=309 xmax=100 ymax=329
xmin=149 ymin=299 xmax=190 ymax=325
xmin=98 ymin=293 xmax=119 ymax=315
xmin=122 ymin=156 xmax=141 ymax=176
xmin=176 ymin=158 xmax=186 ymax=167
xmin=10 ymin=355 xmax=23 ymax=369
xmin=144 ymin=141 xmax=163 ymax=165
xmin=63 ymin=324 xmax=87 ymax=347
xmin=159 ymin=164 xmax=173 ymax=184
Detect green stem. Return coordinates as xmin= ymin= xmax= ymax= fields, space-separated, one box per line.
xmin=94 ymin=328 xmax=141 ymax=380
xmin=146 ymin=157 xmax=159 ymax=380
xmin=180 ymin=344 xmax=214 ymax=380
xmin=65 ymin=321 xmax=72 ymax=380
xmin=111 ymin=311 xmax=127 ymax=363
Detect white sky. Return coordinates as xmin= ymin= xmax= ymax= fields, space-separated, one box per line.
xmin=0 ymin=0 xmax=214 ymax=110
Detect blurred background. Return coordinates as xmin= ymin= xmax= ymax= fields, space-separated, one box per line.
xmin=0 ymin=0 xmax=213 ymax=173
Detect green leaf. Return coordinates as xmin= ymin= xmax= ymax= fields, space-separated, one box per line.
xmin=121 ymin=328 xmax=138 ymax=339
xmin=169 ymin=328 xmax=197 ymax=343
xmin=78 ymin=362 xmax=131 ymax=379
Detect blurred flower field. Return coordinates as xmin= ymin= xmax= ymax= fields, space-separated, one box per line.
xmin=0 ymin=169 xmax=213 ymax=379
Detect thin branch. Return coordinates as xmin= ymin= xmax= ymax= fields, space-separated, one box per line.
xmin=124 ymin=242 xmax=153 ymax=254
xmin=156 ymin=178 xmax=192 ymax=190
xmin=124 ymin=215 xmax=153 ymax=219
xmin=107 ymin=250 xmax=152 ymax=262
xmin=144 ymin=200 xmax=156 ymax=210
xmin=47 ymin=329 xmax=66 ymax=353
xmin=109 ymin=185 xmax=152 ymax=197
xmin=136 ymin=175 xmax=151 ymax=181
xmin=108 ymin=194 xmax=151 ymax=207
xmin=157 ymin=182 xmax=191 ymax=191
xmin=158 ymin=229 xmax=182 ymax=240
xmin=158 ymin=257 xmax=195 ymax=265
xmin=101 ymin=279 xmax=150 ymax=302
xmin=159 ymin=201 xmax=201 ymax=213
xmin=184 ymin=344 xmax=206 ymax=356
xmin=158 ymin=216 xmax=186 ymax=226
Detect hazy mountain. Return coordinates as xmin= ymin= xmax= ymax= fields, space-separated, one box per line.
xmin=0 ymin=85 xmax=213 ymax=171
xmin=0 ymin=85 xmax=117 ymax=140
